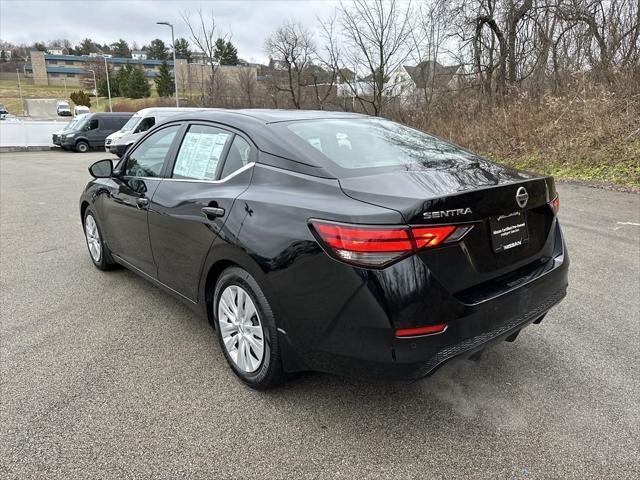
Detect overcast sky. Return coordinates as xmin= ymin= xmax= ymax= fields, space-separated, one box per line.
xmin=0 ymin=0 xmax=343 ymax=62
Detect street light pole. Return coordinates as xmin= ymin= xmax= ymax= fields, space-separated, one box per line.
xmin=103 ymin=56 xmax=112 ymax=112
xmin=16 ymin=69 xmax=24 ymax=116
xmin=86 ymin=69 xmax=99 ymax=110
xmin=157 ymin=21 xmax=179 ymax=107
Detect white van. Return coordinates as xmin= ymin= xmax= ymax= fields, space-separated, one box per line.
xmin=56 ymin=100 xmax=71 ymax=117
xmin=74 ymin=105 xmax=91 ymax=116
xmin=105 ymin=107 xmax=201 ymax=156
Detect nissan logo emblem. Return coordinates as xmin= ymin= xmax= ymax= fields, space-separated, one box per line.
xmin=516 ymin=186 xmax=529 ymax=208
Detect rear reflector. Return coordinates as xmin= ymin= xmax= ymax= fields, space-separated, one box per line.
xmin=310 ymin=221 xmax=473 ymax=267
xmin=395 ymin=323 xmax=448 ymax=337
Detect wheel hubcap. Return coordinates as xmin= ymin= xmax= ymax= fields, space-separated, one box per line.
xmin=218 ymin=285 xmax=265 ymax=373
xmin=85 ymin=215 xmax=101 ymax=262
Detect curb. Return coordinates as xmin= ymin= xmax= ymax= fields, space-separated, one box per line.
xmin=0 ymin=146 xmax=54 ymax=153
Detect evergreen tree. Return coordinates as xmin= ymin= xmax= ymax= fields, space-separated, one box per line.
xmin=213 ymin=38 xmax=239 ymax=65
xmin=213 ymin=38 xmax=226 ymax=63
xmin=174 ymin=37 xmax=191 ymax=62
xmin=115 ymin=63 xmax=134 ymax=96
xmin=0 ymin=50 xmax=7 ymax=63
xmin=77 ymin=38 xmax=98 ymax=55
xmin=147 ymin=39 xmax=168 ymax=60
xmin=97 ymin=65 xmax=119 ymax=97
xmin=33 ymin=42 xmax=47 ymax=52
xmin=154 ymin=61 xmax=174 ymax=97
xmin=110 ymin=39 xmax=131 ymax=57
xmin=122 ymin=65 xmax=150 ymax=99
xmin=70 ymin=90 xmax=91 ymax=107
xmin=222 ymin=40 xmax=239 ymax=65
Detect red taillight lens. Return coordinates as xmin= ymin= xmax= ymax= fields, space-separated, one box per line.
xmin=550 ymin=196 xmax=560 ymax=215
xmin=395 ymin=323 xmax=448 ymax=337
xmin=411 ymin=226 xmax=456 ymax=249
xmin=314 ymin=223 xmax=413 ymax=252
xmin=310 ymin=221 xmax=472 ymax=267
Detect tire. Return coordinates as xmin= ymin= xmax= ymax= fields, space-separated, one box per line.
xmin=75 ymin=140 xmax=89 ymax=153
xmin=213 ymin=267 xmax=285 ymax=389
xmin=83 ymin=208 xmax=116 ymax=270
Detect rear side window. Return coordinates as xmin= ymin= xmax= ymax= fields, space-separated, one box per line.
xmin=172 ymin=125 xmax=232 ymax=181
xmin=220 ymin=136 xmax=251 ymax=178
xmin=284 ymin=118 xmax=473 ymax=170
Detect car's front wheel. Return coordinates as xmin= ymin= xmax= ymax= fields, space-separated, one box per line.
xmin=75 ymin=140 xmax=89 ymax=153
xmin=214 ymin=267 xmax=285 ymax=389
xmin=83 ymin=208 xmax=116 ymax=270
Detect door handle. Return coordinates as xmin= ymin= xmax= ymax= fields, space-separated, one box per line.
xmin=202 ymin=206 xmax=225 ymax=219
xmin=136 ymin=197 xmax=149 ymax=209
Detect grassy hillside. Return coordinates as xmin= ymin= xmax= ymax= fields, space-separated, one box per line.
xmin=400 ymin=88 xmax=640 ymax=190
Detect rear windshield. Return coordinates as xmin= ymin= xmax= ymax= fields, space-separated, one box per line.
xmin=285 ymin=118 xmax=472 ymax=170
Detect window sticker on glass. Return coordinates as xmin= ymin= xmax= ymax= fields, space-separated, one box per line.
xmin=173 ymin=126 xmax=231 ymax=180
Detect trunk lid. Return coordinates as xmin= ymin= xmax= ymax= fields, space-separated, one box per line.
xmin=338 ymin=160 xmax=558 ymax=298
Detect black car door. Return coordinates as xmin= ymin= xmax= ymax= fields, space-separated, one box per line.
xmin=148 ymin=123 xmax=255 ymax=301
xmin=100 ymin=123 xmax=183 ymax=276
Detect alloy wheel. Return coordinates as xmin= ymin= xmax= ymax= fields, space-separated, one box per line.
xmin=218 ymin=285 xmax=265 ymax=373
xmin=84 ymin=215 xmax=101 ymax=262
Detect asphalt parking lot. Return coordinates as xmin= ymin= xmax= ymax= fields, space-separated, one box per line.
xmin=1 ymin=150 xmax=639 ymax=479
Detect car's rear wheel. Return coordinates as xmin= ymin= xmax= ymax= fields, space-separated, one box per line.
xmin=75 ymin=140 xmax=89 ymax=153
xmin=214 ymin=267 xmax=285 ymax=389
xmin=83 ymin=208 xmax=116 ymax=270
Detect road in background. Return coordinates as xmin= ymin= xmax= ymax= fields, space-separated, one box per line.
xmin=24 ymin=99 xmax=60 ymax=119
xmin=1 ymin=151 xmax=638 ymax=479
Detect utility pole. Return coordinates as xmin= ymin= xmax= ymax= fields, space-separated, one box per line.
xmin=103 ymin=56 xmax=112 ymax=112
xmin=157 ymin=21 xmax=179 ymax=107
xmin=16 ymin=69 xmax=24 ymax=116
xmin=63 ymin=78 xmax=68 ymax=98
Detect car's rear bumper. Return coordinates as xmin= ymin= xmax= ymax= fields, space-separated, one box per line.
xmin=297 ymin=260 xmax=567 ymax=381
xmin=283 ymin=222 xmax=569 ymax=381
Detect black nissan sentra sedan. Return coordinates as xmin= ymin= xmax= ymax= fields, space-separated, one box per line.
xmin=79 ymin=109 xmax=568 ymax=389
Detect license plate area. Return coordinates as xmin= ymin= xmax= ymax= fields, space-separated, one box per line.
xmin=489 ymin=211 xmax=529 ymax=253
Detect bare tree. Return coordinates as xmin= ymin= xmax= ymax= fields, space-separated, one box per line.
xmin=181 ymin=7 xmax=222 ymax=106
xmin=237 ymin=66 xmax=258 ymax=107
xmin=328 ymin=0 xmax=414 ymax=115
xmin=409 ymin=0 xmax=449 ymax=106
xmin=264 ymin=21 xmax=315 ymax=109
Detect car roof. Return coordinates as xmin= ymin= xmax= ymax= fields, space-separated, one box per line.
xmin=134 ymin=107 xmax=202 ymax=116
xmin=90 ymin=112 xmax=133 ymax=116
xmin=158 ymin=108 xmax=373 ymax=178
xmin=176 ymin=108 xmax=367 ymax=124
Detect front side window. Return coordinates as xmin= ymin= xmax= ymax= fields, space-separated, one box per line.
xmin=284 ymin=118 xmax=473 ymax=170
xmin=172 ymin=125 xmax=232 ymax=181
xmin=124 ymin=125 xmax=180 ymax=178
xmin=136 ymin=117 xmax=155 ymax=133
xmin=84 ymin=119 xmax=99 ymax=131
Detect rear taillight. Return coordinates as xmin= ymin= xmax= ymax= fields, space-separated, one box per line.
xmin=550 ymin=195 xmax=560 ymax=215
xmin=310 ymin=221 xmax=472 ymax=268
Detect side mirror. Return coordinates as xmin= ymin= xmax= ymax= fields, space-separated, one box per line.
xmin=89 ymin=159 xmax=113 ymax=178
